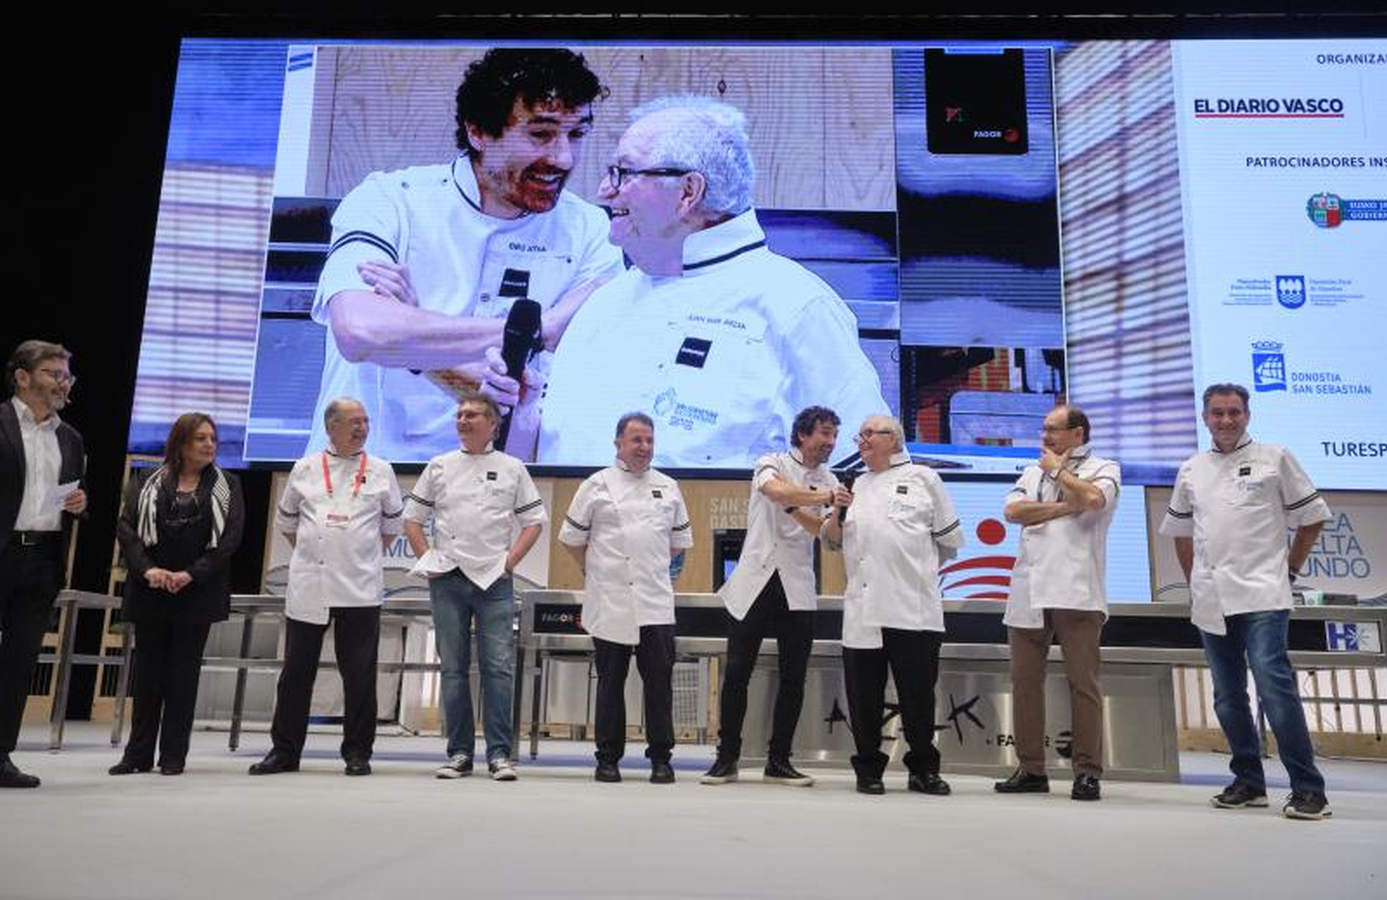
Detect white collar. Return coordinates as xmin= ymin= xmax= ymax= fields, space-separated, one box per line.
xmin=681 ymin=209 xmax=767 ymax=274
xmin=1211 ymin=434 xmax=1255 ymax=455
xmin=11 ymin=395 xmax=57 ymax=430
xmin=324 ymin=443 xmax=363 ymax=459
xmin=461 ymin=441 xmax=495 ymax=456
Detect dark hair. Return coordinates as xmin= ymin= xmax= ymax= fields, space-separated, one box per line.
xmin=615 ymin=411 xmax=655 ymax=439
xmin=455 ymin=49 xmax=606 ymax=155
xmin=163 ymin=412 xmax=217 ymax=473
xmin=1058 ymin=404 xmax=1091 ymax=444
xmin=6 ymin=339 xmax=70 ymax=392
xmin=1202 ymin=383 xmax=1250 ymax=412
xmin=791 ymin=406 xmax=841 ymax=447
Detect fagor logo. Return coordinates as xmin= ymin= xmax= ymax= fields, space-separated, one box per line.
xmin=938 ymin=518 xmax=1015 ymax=598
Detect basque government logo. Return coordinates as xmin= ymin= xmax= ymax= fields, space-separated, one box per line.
xmin=1307 ymin=192 xmax=1342 ymax=228
xmin=1276 ymin=275 xmax=1307 ymax=309
xmin=1252 ymin=340 xmax=1287 ymax=392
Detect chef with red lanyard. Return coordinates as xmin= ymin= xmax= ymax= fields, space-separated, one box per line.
xmin=250 ymin=397 xmax=404 ymax=777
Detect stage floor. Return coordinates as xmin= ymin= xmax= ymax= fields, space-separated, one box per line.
xmin=4 ymin=723 xmax=1385 ymax=899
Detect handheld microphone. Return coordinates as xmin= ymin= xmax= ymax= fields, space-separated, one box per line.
xmin=835 ymin=470 xmax=857 ymax=525
xmin=495 ymin=298 xmax=543 ymax=450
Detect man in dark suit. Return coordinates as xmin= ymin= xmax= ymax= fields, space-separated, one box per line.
xmin=1 ymin=340 xmax=87 ymax=788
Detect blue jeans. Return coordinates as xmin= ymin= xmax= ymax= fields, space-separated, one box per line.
xmin=429 ymin=570 xmax=515 ymax=762
xmin=1200 ymin=609 xmax=1325 ymax=795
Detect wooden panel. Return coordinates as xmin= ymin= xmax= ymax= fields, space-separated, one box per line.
xmin=325 ymin=47 xmax=483 ymax=197
xmin=303 ymin=46 xmax=339 ymax=198
xmin=539 ymin=474 xmax=846 ymax=596
xmin=317 ymin=45 xmax=896 ymax=213
xmin=822 ymin=48 xmax=896 ymax=211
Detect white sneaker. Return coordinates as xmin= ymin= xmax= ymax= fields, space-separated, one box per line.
xmin=489 ymin=759 xmax=518 ymax=781
xmin=434 ymin=754 xmax=473 ymax=779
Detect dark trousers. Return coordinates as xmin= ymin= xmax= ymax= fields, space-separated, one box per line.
xmin=269 ymin=606 xmax=381 ymax=762
xmin=716 ymin=572 xmax=814 ymax=761
xmin=1008 ymin=609 xmax=1106 ymax=778
xmin=593 ymin=624 xmax=675 ymax=765
xmin=123 ymin=618 xmax=212 ymax=768
xmin=0 ymin=541 xmax=61 ymax=755
xmin=842 ymin=628 xmax=943 ymax=779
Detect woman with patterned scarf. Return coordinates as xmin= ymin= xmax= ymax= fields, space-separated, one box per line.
xmin=110 ymin=412 xmax=243 ymax=776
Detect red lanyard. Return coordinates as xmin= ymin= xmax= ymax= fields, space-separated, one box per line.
xmin=321 ymin=452 xmax=367 ymax=500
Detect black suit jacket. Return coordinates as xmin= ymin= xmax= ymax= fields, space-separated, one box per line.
xmin=0 ymin=397 xmax=86 ymax=543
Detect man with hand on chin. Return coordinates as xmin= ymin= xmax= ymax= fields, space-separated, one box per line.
xmin=1 ymin=340 xmax=87 ymax=788
xmin=559 ymin=413 xmax=693 ymax=784
xmin=1160 ymin=383 xmax=1333 ymax=821
xmin=250 ymin=398 xmax=404 ymax=777
xmin=309 ymin=48 xmax=623 ymax=462
xmin=995 ymin=404 xmax=1119 ymax=802
xmin=404 ymin=389 xmax=545 ymax=782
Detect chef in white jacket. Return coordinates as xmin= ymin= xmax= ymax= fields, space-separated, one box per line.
xmin=251 ymin=397 xmax=404 ymax=777
xmin=823 ymin=415 xmax=963 ymax=796
xmin=560 ymin=413 xmax=692 ymax=784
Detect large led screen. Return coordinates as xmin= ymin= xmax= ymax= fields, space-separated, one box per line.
xmin=129 ymin=37 xmax=1386 ymax=487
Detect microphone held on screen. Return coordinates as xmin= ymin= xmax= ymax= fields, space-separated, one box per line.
xmin=496 ymin=298 xmax=543 ymax=450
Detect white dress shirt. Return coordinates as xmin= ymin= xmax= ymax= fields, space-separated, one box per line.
xmin=558 ymin=461 xmax=694 ymax=646
xmin=839 ymin=452 xmax=964 ymax=649
xmin=274 ymin=447 xmax=404 ymax=624
xmin=404 ymin=444 xmax=546 ymax=589
xmin=717 ymin=449 xmax=838 ymax=621
xmin=1159 ymin=435 xmax=1332 ymax=635
xmin=12 ymin=396 xmax=63 ymax=532
xmin=1003 ymin=447 xmax=1121 ymax=628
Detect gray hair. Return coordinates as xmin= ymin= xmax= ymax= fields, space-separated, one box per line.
xmin=628 ymin=95 xmax=755 ymax=217
xmin=323 ymin=396 xmax=365 ymax=430
xmin=863 ymin=415 xmax=905 ymax=452
xmin=615 ymin=411 xmax=655 ymax=439
xmin=7 ymin=339 xmax=71 ymax=393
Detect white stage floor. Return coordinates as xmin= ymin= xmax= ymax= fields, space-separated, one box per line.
xmin=4 ymin=723 xmax=1384 ymax=899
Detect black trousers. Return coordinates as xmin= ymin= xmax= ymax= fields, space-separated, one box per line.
xmin=592 ymin=624 xmax=675 ymax=765
xmin=0 ymin=540 xmax=61 ymax=755
xmin=842 ymin=628 xmax=943 ymax=779
xmin=269 ymin=606 xmax=381 ymax=762
xmin=716 ymin=572 xmax=814 ymax=761
xmin=123 ymin=618 xmax=212 ymax=767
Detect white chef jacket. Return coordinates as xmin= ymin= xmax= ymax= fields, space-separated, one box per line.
xmin=11 ymin=397 xmax=63 ymax=532
xmin=717 ymin=449 xmax=839 ymax=621
xmin=274 ymin=446 xmax=404 ymax=625
xmin=404 ymin=444 xmax=546 ymax=590
xmin=1159 ymin=436 xmax=1331 ymax=636
xmin=537 ymin=209 xmax=889 ymax=468
xmin=558 ymin=461 xmax=694 ymax=646
xmin=310 ymin=157 xmax=624 ymax=462
xmin=839 ymin=452 xmax=964 ymax=649
xmin=1003 ymin=447 xmax=1121 ymax=628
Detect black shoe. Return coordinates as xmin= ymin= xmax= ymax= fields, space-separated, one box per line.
xmin=1283 ymin=791 xmax=1332 ymax=820
xmin=158 ymin=763 xmax=184 ymax=776
xmin=763 ymin=757 xmax=814 ymax=787
xmin=650 ymin=761 xmax=675 ymax=784
xmin=1211 ymin=781 xmax=1269 ymax=809
xmin=0 ymin=755 xmax=40 ymax=788
xmin=595 ymin=761 xmax=622 ymax=783
xmin=994 ymin=768 xmax=1050 ymax=794
xmin=108 ymin=759 xmax=153 ymax=776
xmin=856 ymin=776 xmax=885 ymax=795
xmin=1071 ymin=775 xmax=1101 ymax=801
xmin=248 ymin=751 xmax=300 ymax=776
xmin=344 ymin=758 xmax=372 ymax=777
xmin=908 ymin=773 xmax=951 ymax=796
xmin=699 ymin=756 xmax=739 ymax=785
